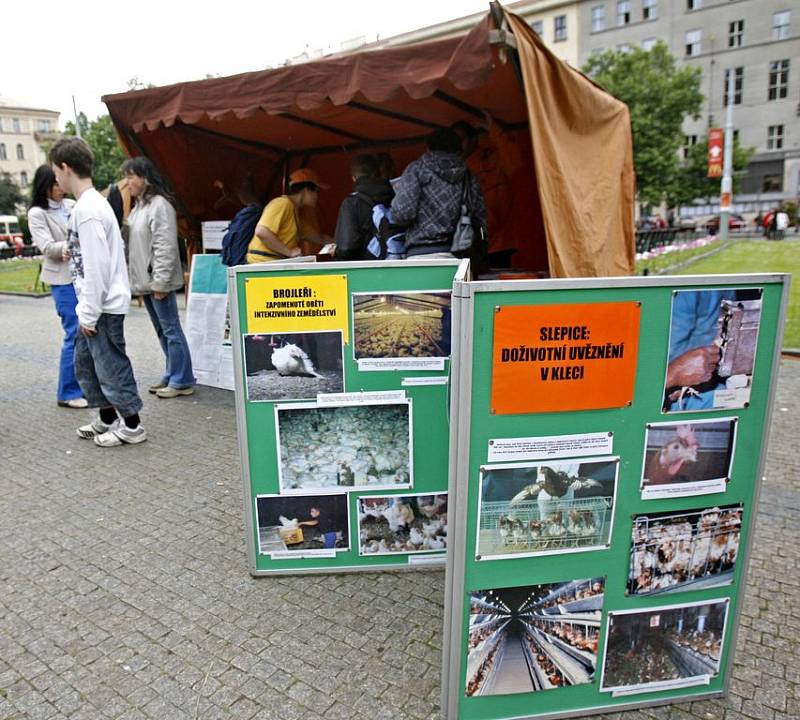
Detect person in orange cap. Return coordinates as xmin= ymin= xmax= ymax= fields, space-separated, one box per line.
xmin=246 ymin=168 xmax=330 ymax=263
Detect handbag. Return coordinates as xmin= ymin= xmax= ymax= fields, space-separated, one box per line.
xmin=450 ymin=172 xmax=486 ymax=258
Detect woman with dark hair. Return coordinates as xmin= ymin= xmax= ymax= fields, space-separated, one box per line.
xmin=123 ymin=156 xmax=195 ymax=398
xmin=28 ymin=164 xmax=87 ymax=408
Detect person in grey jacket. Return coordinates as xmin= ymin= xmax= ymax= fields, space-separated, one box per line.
xmin=123 ymin=156 xmax=195 ymax=398
xmin=28 ymin=165 xmax=88 ymax=408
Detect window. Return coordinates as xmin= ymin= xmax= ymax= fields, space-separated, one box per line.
xmin=687 ymin=0 xmax=702 ymax=10
xmin=531 ymin=19 xmax=543 ymax=36
xmin=19 ymin=171 xmax=27 ymax=187
xmin=773 ymin=11 xmax=791 ymax=40
xmin=0 ymin=143 xmax=6 ymax=160
xmin=767 ymin=125 xmax=784 ymax=150
xmin=683 ymin=134 xmax=698 ymax=159
xmin=36 ymin=119 xmax=50 ymax=132
xmin=617 ymin=43 xmax=632 ymax=53
xmin=723 ymin=67 xmax=743 ymax=105
xmin=15 ymin=144 xmax=24 ymax=160
xmin=591 ymin=6 xmax=605 ymax=32
xmin=617 ymin=1 xmax=630 ymax=26
xmin=554 ymin=15 xmax=567 ymax=42
xmin=643 ymin=0 xmax=657 ymax=20
xmin=763 ymin=174 xmax=783 ymax=192
xmin=733 ymin=129 xmax=740 ymax=144
xmin=642 ymin=37 xmax=657 ymax=51
xmin=0 ymin=118 xmax=3 ymax=132
xmin=768 ymin=59 xmax=790 ymax=100
xmin=685 ymin=29 xmax=701 ymax=56
xmin=728 ymin=20 xmax=744 ymax=47
xmin=12 ymin=118 xmax=20 ymax=133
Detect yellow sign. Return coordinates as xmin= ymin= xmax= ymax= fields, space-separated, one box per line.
xmin=245 ymin=274 xmax=349 ymax=341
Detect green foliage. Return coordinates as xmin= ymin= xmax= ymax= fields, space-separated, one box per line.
xmin=670 ymin=135 xmax=755 ymax=206
xmin=0 ymin=173 xmax=24 ymax=214
xmin=583 ymin=42 xmax=703 ymax=207
xmin=64 ymin=113 xmax=127 ymax=191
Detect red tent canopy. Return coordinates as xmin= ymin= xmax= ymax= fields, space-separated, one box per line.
xmin=103 ymin=7 xmax=634 ymax=277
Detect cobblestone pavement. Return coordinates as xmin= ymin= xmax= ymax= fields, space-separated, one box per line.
xmin=1 ymin=294 xmax=798 ymax=720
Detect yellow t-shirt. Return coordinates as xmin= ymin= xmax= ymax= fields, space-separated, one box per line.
xmin=246 ymin=196 xmax=299 ymax=263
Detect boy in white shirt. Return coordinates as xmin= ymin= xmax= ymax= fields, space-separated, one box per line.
xmin=50 ymin=137 xmax=146 ymax=446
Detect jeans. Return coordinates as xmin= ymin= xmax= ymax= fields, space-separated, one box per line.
xmin=143 ymin=292 xmax=195 ymax=389
xmin=50 ymin=284 xmax=83 ymax=402
xmin=74 ymin=313 xmax=143 ymax=417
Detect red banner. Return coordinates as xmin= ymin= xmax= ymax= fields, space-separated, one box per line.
xmin=707 ymin=128 xmax=724 ymax=178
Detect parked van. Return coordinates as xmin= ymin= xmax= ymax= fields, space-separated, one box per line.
xmin=0 ymin=215 xmax=23 ymax=256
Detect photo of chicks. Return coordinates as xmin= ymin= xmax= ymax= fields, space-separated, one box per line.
xmin=352 ymin=291 xmax=451 ymax=359
xmin=477 ymin=459 xmax=618 ymax=560
xmin=357 ymin=492 xmax=447 ymax=555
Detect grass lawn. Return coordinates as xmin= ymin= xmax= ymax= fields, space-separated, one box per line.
xmin=675 ymin=238 xmax=799 ymax=348
xmin=635 ymin=238 xmax=726 ymax=276
xmin=0 ymin=259 xmax=48 ymax=295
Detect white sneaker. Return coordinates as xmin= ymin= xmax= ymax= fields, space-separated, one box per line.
xmin=77 ymin=417 xmax=117 ymax=439
xmin=93 ymin=423 xmax=147 ymax=447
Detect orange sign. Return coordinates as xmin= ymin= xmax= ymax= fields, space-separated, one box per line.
xmin=491 ymin=302 xmax=641 ymax=414
xmin=707 ymin=128 xmax=724 ymax=178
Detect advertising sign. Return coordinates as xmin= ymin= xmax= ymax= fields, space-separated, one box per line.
xmin=707 ymin=128 xmax=724 ymax=178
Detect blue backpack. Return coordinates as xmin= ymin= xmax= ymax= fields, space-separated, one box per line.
xmin=221 ymin=204 xmax=262 ymax=266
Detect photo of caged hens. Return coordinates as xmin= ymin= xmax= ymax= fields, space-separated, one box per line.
xmin=353 ymin=291 xmax=451 ymax=359
xmin=478 ymin=460 xmax=617 ymax=559
xmin=244 ymin=331 xmax=344 ymax=401
xmin=358 ymin=493 xmax=447 ymax=554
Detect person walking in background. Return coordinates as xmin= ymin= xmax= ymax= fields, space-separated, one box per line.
xmin=123 ymin=157 xmax=196 ymax=398
xmin=49 ymin=137 xmax=146 ymax=447
xmin=27 ymin=165 xmax=87 ymax=409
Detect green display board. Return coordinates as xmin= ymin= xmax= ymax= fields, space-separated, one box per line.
xmin=443 ymin=274 xmax=789 ymax=720
xmin=230 ymin=259 xmax=467 ymax=574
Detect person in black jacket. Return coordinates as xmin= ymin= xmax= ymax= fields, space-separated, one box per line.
xmin=334 ymin=154 xmax=394 ymax=260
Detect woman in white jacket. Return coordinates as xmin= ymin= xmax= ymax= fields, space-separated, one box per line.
xmin=124 ymin=157 xmax=195 ymax=398
xmin=28 ymin=165 xmax=88 ymax=408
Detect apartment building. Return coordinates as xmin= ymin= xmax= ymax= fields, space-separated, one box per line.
xmin=577 ymin=0 xmax=800 ymax=213
xmin=0 ymin=95 xmax=60 ymax=191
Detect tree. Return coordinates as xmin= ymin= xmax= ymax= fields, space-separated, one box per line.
xmin=64 ymin=113 xmax=128 ymax=190
xmin=0 ymin=173 xmax=23 ymax=214
xmin=582 ymin=42 xmax=703 ymax=207
xmin=669 ymin=135 xmax=755 ymax=207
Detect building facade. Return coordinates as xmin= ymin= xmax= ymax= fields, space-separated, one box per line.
xmin=0 ymin=96 xmax=60 ymax=192
xmin=577 ymin=0 xmax=800 ymax=214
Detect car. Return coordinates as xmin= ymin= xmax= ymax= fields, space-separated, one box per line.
xmin=705 ymin=214 xmax=746 ymax=233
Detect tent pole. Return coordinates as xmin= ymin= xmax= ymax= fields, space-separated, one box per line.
xmin=347 ymin=101 xmax=445 ymax=131
xmin=281 ymin=113 xmax=368 ymax=143
xmin=489 ymin=1 xmax=525 ymax=92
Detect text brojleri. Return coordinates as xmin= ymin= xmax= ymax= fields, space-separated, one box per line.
xmin=498 ymin=325 xmax=625 ymax=381
xmin=252 ymin=286 xmax=337 ymax=319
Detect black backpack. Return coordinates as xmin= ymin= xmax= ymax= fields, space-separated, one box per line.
xmin=221 ymin=204 xmax=263 ymax=266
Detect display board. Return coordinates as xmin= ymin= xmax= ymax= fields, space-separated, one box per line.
xmin=230 ymin=259 xmax=467 ymax=574
xmin=443 ymin=274 xmax=789 ymax=720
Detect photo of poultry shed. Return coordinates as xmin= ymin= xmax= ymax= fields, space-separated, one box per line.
xmin=600 ymin=599 xmax=729 ymax=693
xmin=641 ymin=418 xmax=737 ymax=499
xmin=352 ymin=292 xmax=452 ymax=361
xmin=465 ymin=577 xmax=604 ymax=697
xmin=628 ymin=504 xmax=743 ymax=597
xmin=357 ymin=492 xmax=447 ymax=555
xmin=244 ymin=331 xmax=344 ymax=401
xmin=476 ymin=458 xmax=618 ymax=560
xmin=275 ymin=400 xmax=413 ymax=493
xmin=255 ymin=493 xmax=350 ymax=555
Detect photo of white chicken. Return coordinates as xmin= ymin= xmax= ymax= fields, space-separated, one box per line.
xmin=357 ymin=492 xmax=448 ymax=555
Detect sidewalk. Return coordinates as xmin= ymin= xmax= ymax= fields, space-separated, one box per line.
xmin=1 ymin=294 xmax=797 ymax=720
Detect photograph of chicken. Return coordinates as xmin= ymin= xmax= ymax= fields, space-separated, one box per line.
xmin=477 ymin=459 xmax=618 ymax=560
xmin=244 ymin=331 xmax=344 ymax=401
xmin=255 ymin=493 xmax=350 ymax=555
xmin=276 ymin=401 xmax=412 ymax=493
xmin=628 ymin=504 xmax=743 ymax=596
xmin=357 ymin=492 xmax=447 ymax=555
xmin=465 ymin=578 xmax=604 ymax=697
xmin=641 ymin=419 xmax=736 ymax=499
xmin=352 ymin=291 xmax=451 ymax=359
xmin=601 ymin=599 xmax=729 ymax=693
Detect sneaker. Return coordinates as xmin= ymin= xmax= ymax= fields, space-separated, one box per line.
xmin=58 ymin=398 xmax=89 ymax=409
xmin=156 ymin=386 xmax=195 ymax=398
xmin=148 ymin=382 xmax=168 ymax=394
xmin=77 ymin=417 xmax=117 ymax=439
xmin=93 ymin=423 xmax=147 ymax=447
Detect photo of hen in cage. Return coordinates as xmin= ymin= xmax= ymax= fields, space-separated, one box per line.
xmin=663 ymin=287 xmax=763 ymax=413
xmin=352 ymin=291 xmax=451 ymax=361
xmin=276 ymin=401 xmax=412 ymax=493
xmin=244 ymin=331 xmax=344 ymax=402
xmin=601 ymin=599 xmax=729 ymax=693
xmin=476 ymin=458 xmax=618 ymax=560
xmin=465 ymin=577 xmax=604 ymax=697
xmin=641 ymin=418 xmax=737 ymax=499
xmin=628 ymin=504 xmax=743 ymax=597
xmin=357 ymin=492 xmax=447 ymax=555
